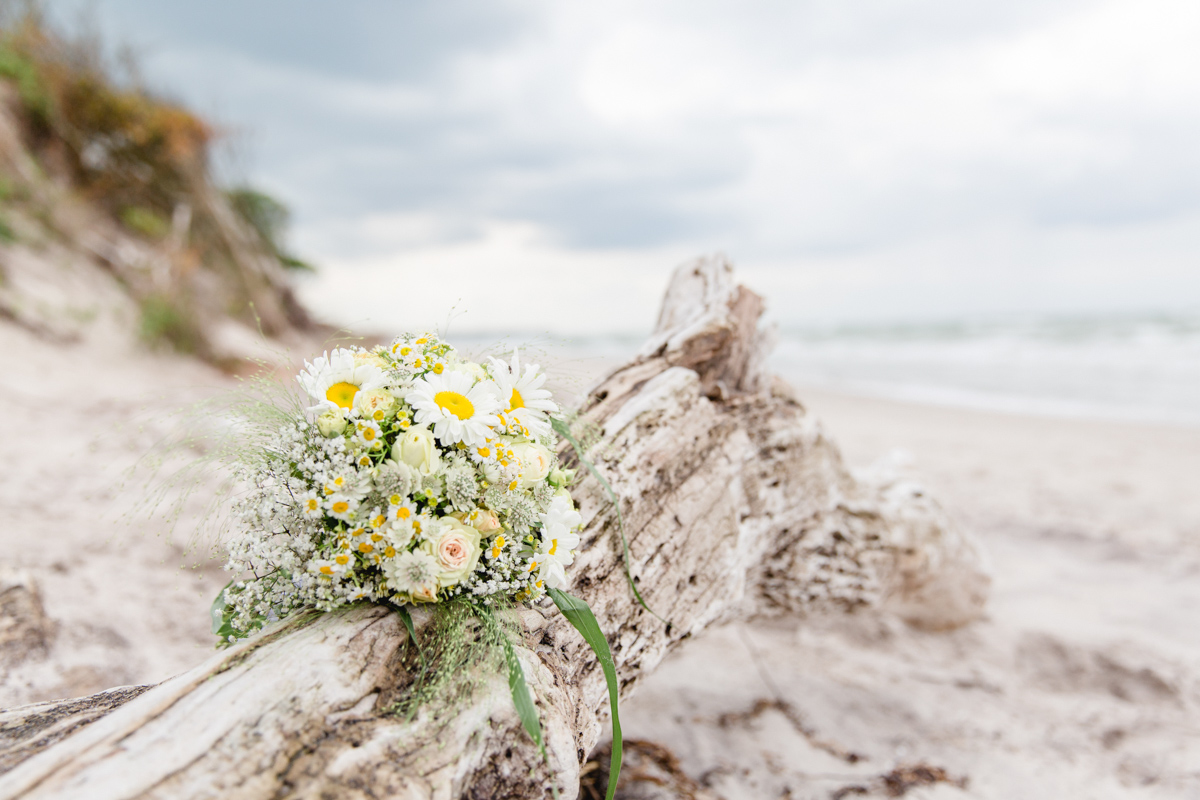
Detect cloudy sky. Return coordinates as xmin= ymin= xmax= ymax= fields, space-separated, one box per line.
xmin=51 ymin=0 xmax=1200 ymax=334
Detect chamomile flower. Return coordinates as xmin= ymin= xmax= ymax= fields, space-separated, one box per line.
xmin=389 ymin=496 xmax=416 ymax=525
xmin=309 ymin=553 xmax=352 ymax=579
xmin=325 ymin=493 xmax=358 ymax=522
xmin=406 ymin=371 xmax=502 ymax=447
xmin=355 ymin=419 xmax=385 ymax=450
xmin=298 ymin=348 xmax=388 ymax=413
xmin=490 ymin=350 xmax=558 ymax=439
xmin=299 ymin=490 xmax=322 ymax=518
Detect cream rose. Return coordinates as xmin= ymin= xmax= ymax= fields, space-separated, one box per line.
xmin=511 ymin=441 xmax=553 ymax=487
xmin=421 ymin=517 xmax=482 ymax=587
xmin=354 ymin=388 xmax=397 ymax=421
xmin=316 ymin=410 xmax=347 ymax=438
xmin=393 ymin=426 xmax=441 ymax=475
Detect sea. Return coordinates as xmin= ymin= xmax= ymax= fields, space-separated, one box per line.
xmin=458 ymin=312 xmax=1200 ymax=428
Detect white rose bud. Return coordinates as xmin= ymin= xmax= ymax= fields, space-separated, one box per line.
xmin=547 ymin=467 xmax=574 ymax=489
xmin=393 ymin=426 xmax=441 ymax=475
xmin=316 ymin=410 xmax=347 ymax=438
xmin=511 ymin=442 xmax=552 ymax=487
xmin=466 ymin=508 xmax=502 ymax=535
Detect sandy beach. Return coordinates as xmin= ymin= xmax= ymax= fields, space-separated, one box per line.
xmin=2 ymin=323 xmax=1198 ymax=797
xmin=621 ymin=388 xmax=1200 ymax=798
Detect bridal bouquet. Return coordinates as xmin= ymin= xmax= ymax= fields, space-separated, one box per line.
xmin=210 ymin=332 xmax=623 ymax=798
xmin=217 ymin=332 xmax=582 ymax=636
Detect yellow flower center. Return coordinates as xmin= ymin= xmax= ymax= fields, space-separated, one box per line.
xmin=305 ymin=499 xmax=318 ymax=511
xmin=477 ymin=446 xmax=490 ymax=458
xmin=326 ymin=382 xmax=358 ymax=409
xmin=435 ymin=390 xmax=475 ymax=420
xmin=332 ymin=501 xmax=350 ymax=514
xmin=433 ymin=363 xmax=444 ymax=374
xmin=319 ymin=565 xmax=334 ymax=575
xmin=335 ymin=554 xmax=351 ymax=565
xmin=384 ymin=546 xmax=396 ymax=558
xmin=396 ymin=507 xmax=411 ymax=520
xmin=549 ymin=538 xmax=558 ymax=556
xmin=358 ymin=542 xmax=374 ymax=553
xmin=362 ymin=427 xmax=376 ymax=441
xmin=509 ymin=388 xmax=525 ymax=410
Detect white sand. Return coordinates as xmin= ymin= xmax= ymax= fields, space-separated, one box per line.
xmin=621 ymin=388 xmax=1200 ymax=799
xmin=0 ymin=317 xmax=236 ymax=704
xmin=3 ymin=321 xmax=1199 ymax=797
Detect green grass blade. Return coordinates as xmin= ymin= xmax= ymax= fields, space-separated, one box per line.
xmin=475 ymin=604 xmax=547 ymax=760
xmin=548 ymin=588 xmax=622 ymax=800
xmin=551 ymin=417 xmax=668 ymax=627
xmin=396 ymin=605 xmax=428 ymax=674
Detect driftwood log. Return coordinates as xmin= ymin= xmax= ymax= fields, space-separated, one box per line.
xmin=0 ymin=256 xmax=989 ymax=799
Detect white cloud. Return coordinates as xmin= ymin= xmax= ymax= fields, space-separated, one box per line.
xmin=57 ymin=0 xmax=1200 ymax=330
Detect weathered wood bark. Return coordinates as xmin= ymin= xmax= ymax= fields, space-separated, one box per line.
xmin=0 ymin=255 xmax=989 ymax=800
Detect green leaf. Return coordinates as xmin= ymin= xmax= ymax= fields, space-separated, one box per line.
xmin=551 ymin=416 xmax=668 ymax=627
xmin=396 ymin=605 xmax=427 ymax=673
xmin=548 ymin=588 xmax=622 ymax=800
xmin=210 ymin=581 xmax=232 ymax=636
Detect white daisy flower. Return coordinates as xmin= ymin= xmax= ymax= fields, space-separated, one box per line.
xmin=325 ymin=493 xmax=358 ymax=522
xmin=489 ymin=350 xmax=558 ymax=440
xmin=405 ymin=371 xmax=502 ymax=447
xmin=355 ymin=419 xmax=385 ymax=450
xmin=299 ymin=490 xmax=322 ymax=518
xmin=298 ymin=348 xmax=388 ymax=413
xmin=388 ymin=496 xmax=416 ymax=525
xmin=384 ymin=549 xmax=440 ymax=602
xmin=309 ymin=552 xmax=352 ymax=579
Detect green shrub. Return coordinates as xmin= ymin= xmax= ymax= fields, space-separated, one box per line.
xmin=120 ymin=205 xmax=169 ymax=239
xmin=139 ymin=294 xmax=198 ymax=353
